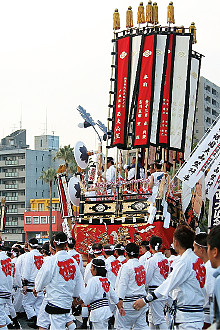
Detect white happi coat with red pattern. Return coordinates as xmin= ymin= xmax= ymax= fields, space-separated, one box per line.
xmin=0 ymin=251 xmax=13 ymax=301
xmin=22 ymin=249 xmax=44 ymax=288
xmin=145 ymin=252 xmax=170 ymax=288
xmin=155 ymin=248 xmax=206 ymax=324
xmin=67 ymin=249 xmax=84 ymax=274
xmin=145 ymin=252 xmax=169 ymax=326
xmin=35 ymin=250 xmax=83 ymax=309
xmin=105 ymin=255 xmax=121 ymax=289
xmin=115 ymin=258 xmax=148 ymax=330
xmin=80 ymin=276 xmax=119 ymax=322
xmin=115 ymin=258 xmax=147 ymax=299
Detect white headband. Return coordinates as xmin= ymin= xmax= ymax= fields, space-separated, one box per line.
xmin=155 ymin=243 xmax=160 ymax=251
xmin=29 ymin=243 xmax=38 ymax=248
xmin=92 ymin=260 xmax=106 ymax=268
xmin=92 ymin=249 xmax=102 ymax=254
xmin=194 ymin=241 xmax=207 ymax=248
xmin=104 ymin=245 xmax=115 ymax=252
xmin=54 ymin=239 xmax=67 ymax=245
xmin=115 ymin=246 xmax=125 ymax=250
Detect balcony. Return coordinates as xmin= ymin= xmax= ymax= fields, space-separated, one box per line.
xmin=17 ymin=183 xmax=25 ymax=190
xmin=5 ymin=172 xmax=18 ymax=178
xmin=17 ymin=170 xmax=26 ymax=177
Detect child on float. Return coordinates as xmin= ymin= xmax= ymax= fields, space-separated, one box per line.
xmin=79 ymin=258 xmax=124 ymax=330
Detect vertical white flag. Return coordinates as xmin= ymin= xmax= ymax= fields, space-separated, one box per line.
xmin=150 ymin=34 xmax=167 ymax=145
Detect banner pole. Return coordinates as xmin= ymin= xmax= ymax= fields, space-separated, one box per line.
xmin=172 ymin=151 xmax=176 ymax=177
xmin=134 ymin=149 xmax=139 ymax=181
xmin=145 ymin=148 xmax=149 ymax=179
xmin=115 ymin=148 xmax=119 ymax=184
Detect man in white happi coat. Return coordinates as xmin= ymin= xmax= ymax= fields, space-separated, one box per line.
xmin=82 ymin=243 xmax=105 ymax=329
xmin=193 ymin=233 xmax=215 ymax=329
xmin=67 ymin=237 xmax=84 ymax=275
xmin=0 ymin=244 xmax=14 ymax=329
xmin=133 ymin=225 xmax=206 ymax=330
xmin=114 ymin=244 xmax=127 ymax=265
xmin=35 ymin=232 xmax=83 ymax=330
xmin=145 ymin=236 xmax=169 ymax=329
xmin=115 ymin=243 xmax=149 ymax=330
xmin=103 ymin=244 xmax=121 ymax=289
xmin=139 ymin=240 xmax=151 ymax=266
xmin=22 ymin=237 xmax=44 ymax=328
xmin=207 ymin=225 xmax=220 ymax=329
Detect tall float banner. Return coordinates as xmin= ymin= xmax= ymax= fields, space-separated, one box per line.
xmin=56 ymin=173 xmax=74 ymax=218
xmin=177 ymin=119 xmax=220 ymax=188
xmin=209 ymin=186 xmax=220 ymax=227
xmin=133 ymin=34 xmax=157 ymax=147
xmin=205 ymin=152 xmax=220 ymax=200
xmin=128 ymin=35 xmax=142 ymax=115
xmin=169 ymin=34 xmax=192 ymax=151
xmin=111 ymin=36 xmax=132 ymax=148
xmin=157 ymin=33 xmax=175 ymax=146
xmin=184 ymin=53 xmax=201 ymax=159
xmin=150 ymin=34 xmax=168 ymax=145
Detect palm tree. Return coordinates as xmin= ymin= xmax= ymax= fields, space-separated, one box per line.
xmin=54 ymin=145 xmax=76 ymax=176
xmin=39 ymin=168 xmax=57 ymax=240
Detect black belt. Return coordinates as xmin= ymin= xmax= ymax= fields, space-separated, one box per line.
xmin=148 ymin=285 xmax=158 ymax=293
xmin=0 ymin=291 xmax=11 ymax=299
xmin=45 ymin=303 xmax=70 ymax=314
xmin=123 ymin=295 xmax=145 ymax=302
xmin=90 ymin=298 xmax=109 ymax=310
xmin=177 ymin=305 xmax=204 ymax=313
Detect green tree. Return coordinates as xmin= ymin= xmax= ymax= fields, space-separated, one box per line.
xmin=54 ymin=145 xmax=77 ymax=176
xmin=39 ymin=168 xmax=57 ymax=240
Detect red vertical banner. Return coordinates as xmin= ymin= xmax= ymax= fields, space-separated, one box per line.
xmin=111 ymin=36 xmax=131 ymax=148
xmin=157 ymin=34 xmax=174 ymax=146
xmin=133 ymin=34 xmax=156 ymax=147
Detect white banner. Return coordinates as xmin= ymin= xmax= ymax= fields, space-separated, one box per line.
xmin=169 ymin=35 xmax=191 ymax=150
xmin=205 ymin=153 xmax=220 ymax=200
xmin=128 ymin=35 xmax=142 ymax=112
xmin=150 ymin=34 xmax=167 ymax=145
xmin=184 ymin=56 xmax=200 ymax=159
xmin=177 ymin=119 xmax=220 ymax=187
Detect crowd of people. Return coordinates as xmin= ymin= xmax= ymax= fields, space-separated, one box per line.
xmin=0 ymin=224 xmax=220 ymax=330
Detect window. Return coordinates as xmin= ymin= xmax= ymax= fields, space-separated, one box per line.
xmin=196 ymin=119 xmax=198 ymax=123
xmin=25 ymin=216 xmax=32 ymax=224
xmin=5 ymin=218 xmax=18 ymax=226
xmin=212 ymin=88 xmax=217 ymax=95
xmin=206 ymin=117 xmax=211 ymax=124
xmin=212 ymin=99 xmax=217 ymax=106
xmin=40 ymin=216 xmax=47 ymax=224
xmin=52 ymin=203 xmax=59 ymax=211
xmin=196 ymin=129 xmax=199 ymax=133
xmin=33 ymin=216 xmax=39 ymax=224
xmin=38 ymin=203 xmax=44 ymax=211
xmin=205 ymin=96 xmax=211 ymax=103
xmin=205 ymin=85 xmax=210 ymax=92
xmin=52 ymin=216 xmax=56 ymax=224
xmin=205 ymin=107 xmax=211 ymax=113
xmin=212 ymin=110 xmax=218 ymax=117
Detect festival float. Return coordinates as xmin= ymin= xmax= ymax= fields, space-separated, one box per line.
xmin=55 ymin=2 xmax=220 ymax=255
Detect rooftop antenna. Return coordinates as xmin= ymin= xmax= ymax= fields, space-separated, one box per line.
xmin=45 ymin=108 xmax=48 ymax=136
xmin=20 ymin=103 xmax=22 ymax=129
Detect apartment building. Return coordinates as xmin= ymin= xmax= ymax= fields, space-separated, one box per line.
xmin=0 ymin=130 xmax=60 ymax=243
xmin=194 ymin=76 xmax=220 ymax=142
